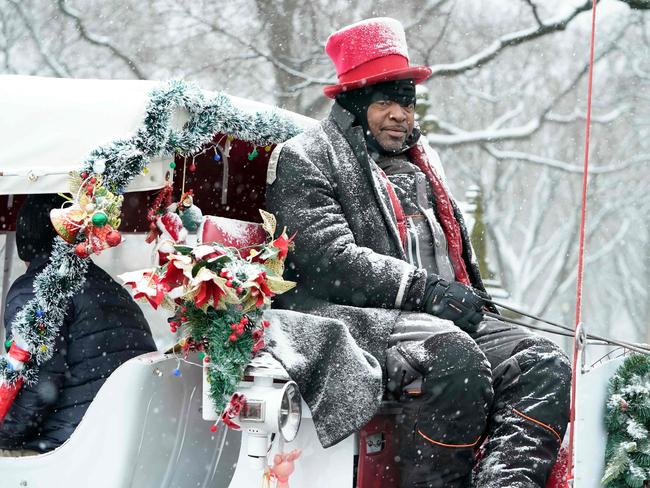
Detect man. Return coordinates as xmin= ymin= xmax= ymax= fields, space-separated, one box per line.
xmin=0 ymin=194 xmax=156 ymax=455
xmin=266 ymin=18 xmax=570 ymax=487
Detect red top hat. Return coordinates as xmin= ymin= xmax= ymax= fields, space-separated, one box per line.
xmin=323 ymin=18 xmax=432 ymax=99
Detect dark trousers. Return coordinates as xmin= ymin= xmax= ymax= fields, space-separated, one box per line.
xmin=387 ymin=315 xmax=571 ymax=488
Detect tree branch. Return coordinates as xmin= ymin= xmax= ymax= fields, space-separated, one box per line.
xmin=56 ymin=0 xmax=145 ymax=79
xmin=523 ymin=0 xmax=544 ymax=27
xmin=426 ymin=24 xmax=625 ymax=147
xmin=483 ymin=148 xmax=650 ymax=175
xmin=7 ymin=0 xmax=71 ymax=77
xmin=427 ymin=0 xmax=595 ymax=77
xmin=177 ymin=3 xmax=334 ymax=90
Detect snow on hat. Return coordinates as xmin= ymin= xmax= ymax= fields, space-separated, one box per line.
xmin=323 ymin=17 xmax=432 ymax=99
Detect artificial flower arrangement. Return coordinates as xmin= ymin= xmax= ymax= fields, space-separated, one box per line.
xmin=51 ymin=172 xmax=124 ymax=257
xmin=120 ymin=210 xmax=295 ymax=422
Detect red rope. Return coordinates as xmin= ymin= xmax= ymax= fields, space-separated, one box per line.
xmin=567 ymin=0 xmax=598 ymax=481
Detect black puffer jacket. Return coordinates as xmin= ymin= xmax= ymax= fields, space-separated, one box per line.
xmin=0 ymin=257 xmax=156 ymax=452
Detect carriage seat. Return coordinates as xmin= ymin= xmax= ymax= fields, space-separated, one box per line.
xmin=0 ymin=352 xmax=240 ymax=488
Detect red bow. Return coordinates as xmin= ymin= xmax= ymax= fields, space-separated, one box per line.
xmin=221 ymin=392 xmax=246 ymax=430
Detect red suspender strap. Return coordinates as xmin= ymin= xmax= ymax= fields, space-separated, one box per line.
xmin=408 ymin=144 xmax=471 ymax=285
xmin=377 ymin=168 xmax=408 ymax=251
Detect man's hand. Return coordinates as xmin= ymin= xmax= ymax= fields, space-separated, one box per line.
xmin=421 ymin=276 xmax=486 ymax=332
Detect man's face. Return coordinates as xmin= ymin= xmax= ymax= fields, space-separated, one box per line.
xmin=366 ymin=99 xmax=415 ymax=152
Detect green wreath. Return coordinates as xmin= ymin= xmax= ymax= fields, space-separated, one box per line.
xmin=602 ymin=354 xmax=650 ymax=487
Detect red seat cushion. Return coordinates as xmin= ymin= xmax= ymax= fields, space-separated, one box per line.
xmin=199 ymin=215 xmax=266 ymax=248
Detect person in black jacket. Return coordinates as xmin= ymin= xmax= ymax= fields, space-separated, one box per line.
xmin=0 ymin=194 xmax=156 ymax=455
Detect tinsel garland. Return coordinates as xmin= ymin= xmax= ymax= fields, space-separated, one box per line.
xmin=1 ymin=80 xmax=303 ymax=388
xmin=602 ymin=354 xmax=650 ymax=488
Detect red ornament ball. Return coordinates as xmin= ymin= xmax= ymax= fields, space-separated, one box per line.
xmin=106 ymin=230 xmax=122 ymax=247
xmin=210 ymin=424 xmax=218 ymax=433
xmin=75 ymin=243 xmax=91 ymax=258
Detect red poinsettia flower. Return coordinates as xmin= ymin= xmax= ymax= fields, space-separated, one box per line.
xmin=249 ymin=272 xmax=275 ymax=307
xmin=194 ymin=279 xmax=225 ymax=309
xmin=161 ymin=259 xmax=186 ymax=289
xmin=270 ymin=232 xmax=295 ymax=260
xmin=122 ymin=271 xmax=168 ymax=309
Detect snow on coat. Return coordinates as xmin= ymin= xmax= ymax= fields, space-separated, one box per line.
xmin=265 ymin=103 xmax=488 ymax=448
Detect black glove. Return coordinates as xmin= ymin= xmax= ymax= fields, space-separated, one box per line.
xmin=420 ymin=275 xmax=486 ymax=332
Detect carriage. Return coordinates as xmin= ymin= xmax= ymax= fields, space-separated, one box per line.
xmin=0 ymin=74 xmax=622 ymax=487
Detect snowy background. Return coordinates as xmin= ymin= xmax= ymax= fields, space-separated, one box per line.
xmin=0 ymin=0 xmax=649 ymax=361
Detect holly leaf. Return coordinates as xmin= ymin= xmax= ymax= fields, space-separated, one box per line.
xmin=174 ymin=245 xmax=194 ymax=255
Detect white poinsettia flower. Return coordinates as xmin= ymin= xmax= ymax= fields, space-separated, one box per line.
xmin=165 ymin=253 xmax=195 ymax=279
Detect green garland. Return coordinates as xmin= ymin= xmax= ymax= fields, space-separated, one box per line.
xmin=186 ymin=304 xmax=256 ymax=413
xmin=1 ymin=80 xmax=303 ymax=388
xmin=602 ymin=354 xmax=650 ymax=487
xmin=121 ymin=213 xmax=296 ymax=415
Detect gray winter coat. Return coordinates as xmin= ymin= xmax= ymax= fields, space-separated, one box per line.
xmin=265 ymin=103 xmax=486 ymax=448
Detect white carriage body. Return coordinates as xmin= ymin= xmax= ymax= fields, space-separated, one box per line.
xmin=0 ymin=75 xmax=618 ymax=487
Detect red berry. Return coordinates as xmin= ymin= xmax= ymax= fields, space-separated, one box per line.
xmin=181 ymin=306 xmax=187 ymax=313
xmin=230 ymin=324 xmax=238 ymax=330
xmin=228 ymin=333 xmax=237 ymax=342
xmin=189 ymin=164 xmax=197 ymax=173
xmin=262 ymin=320 xmax=270 ymax=328
xmin=226 ymin=280 xmax=233 ymax=287
xmin=75 ymin=242 xmax=90 ymax=258
xmin=219 ymin=270 xmax=228 ymax=277
xmin=240 ymin=317 xmax=249 ymax=325
xmin=106 ymin=230 xmax=122 ymax=247
xmin=81 ymin=172 xmax=88 ymax=179
xmin=90 ymin=177 xmax=97 ymax=184
xmin=236 ymin=286 xmax=244 ymax=294
xmin=210 ymin=424 xmax=218 ymax=433
xmin=180 ymin=316 xmax=188 ymax=323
